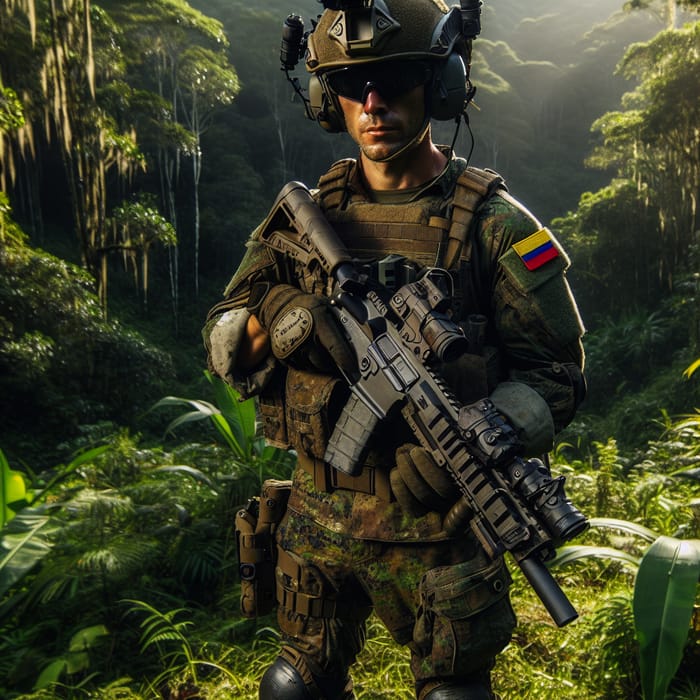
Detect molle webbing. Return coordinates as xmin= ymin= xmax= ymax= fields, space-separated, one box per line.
xmin=317 ymin=158 xmax=449 ymax=266
xmin=276 ymin=547 xmax=371 ymax=619
xmin=443 ymin=166 xmax=506 ymax=269
xmin=316 ymin=158 xmax=356 ymax=211
xmin=316 ymin=159 xmax=506 ymax=270
xmin=333 ymin=210 xmax=450 ymax=268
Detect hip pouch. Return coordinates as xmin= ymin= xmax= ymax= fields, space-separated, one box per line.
xmin=235 ymin=478 xmax=292 ymax=618
xmin=285 ymin=368 xmax=348 ymax=460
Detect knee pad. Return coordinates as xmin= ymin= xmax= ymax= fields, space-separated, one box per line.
xmin=259 ymin=654 xmax=354 ymax=700
xmin=259 ymin=656 xmax=313 ymax=700
xmin=422 ymin=680 xmax=493 ymax=700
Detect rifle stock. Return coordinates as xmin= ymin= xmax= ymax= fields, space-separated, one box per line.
xmin=258 ymin=181 xmax=588 ymax=627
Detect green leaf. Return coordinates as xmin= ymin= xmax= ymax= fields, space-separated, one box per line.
xmin=206 ymin=370 xmax=256 ymax=458
xmin=0 ymin=509 xmax=55 ymax=598
xmin=208 ymin=412 xmax=244 ymax=456
xmin=65 ymin=650 xmax=89 ymax=674
xmin=68 ymin=624 xmax=110 ymax=652
xmin=33 ymin=659 xmax=67 ymax=690
xmin=33 ymin=445 xmax=110 ymax=502
xmin=154 ymin=374 xmax=260 ymax=461
xmin=674 ymin=468 xmax=700 ymax=481
xmin=163 ymin=407 xmax=215 ymax=433
xmin=155 ymin=465 xmax=217 ymax=489
xmin=683 ymin=358 xmax=700 ymax=379
xmin=633 ymin=536 xmax=700 ymax=700
xmin=588 ymin=517 xmax=659 ymax=542
xmin=1 ymin=448 xmax=28 ymax=526
xmin=550 ymin=544 xmax=641 ymax=569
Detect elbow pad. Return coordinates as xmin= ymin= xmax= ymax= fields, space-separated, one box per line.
xmin=206 ymin=308 xmax=277 ymax=397
xmin=207 ymin=308 xmax=251 ymax=383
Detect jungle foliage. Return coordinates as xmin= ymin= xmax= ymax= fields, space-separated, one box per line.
xmin=1 ymin=0 xmax=700 ymax=697
xmin=0 ymin=380 xmax=698 ymax=699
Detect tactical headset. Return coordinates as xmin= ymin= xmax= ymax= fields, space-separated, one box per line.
xmin=280 ymin=0 xmax=482 ymax=134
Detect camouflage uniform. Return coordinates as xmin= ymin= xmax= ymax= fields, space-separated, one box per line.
xmin=204 ymin=150 xmax=585 ymax=699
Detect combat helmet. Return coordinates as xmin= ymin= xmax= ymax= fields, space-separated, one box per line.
xmin=280 ymin=0 xmax=482 ymax=133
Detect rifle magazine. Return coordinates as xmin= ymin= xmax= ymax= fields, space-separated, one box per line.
xmin=324 ymin=392 xmax=380 ymax=476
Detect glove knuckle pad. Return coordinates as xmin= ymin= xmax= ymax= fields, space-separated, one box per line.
xmin=270 ymin=306 xmax=314 ymax=358
xmin=390 ymin=467 xmax=429 ymax=517
xmin=394 ymin=445 xmax=457 ymax=512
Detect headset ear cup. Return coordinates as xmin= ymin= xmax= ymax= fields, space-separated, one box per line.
xmin=430 ymin=52 xmax=468 ymax=121
xmin=308 ymin=75 xmax=345 ymax=133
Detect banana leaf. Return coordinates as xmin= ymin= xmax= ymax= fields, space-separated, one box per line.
xmin=205 ymin=370 xmax=257 ymax=458
xmin=549 ymin=544 xmax=641 ymax=569
xmin=0 ymin=509 xmax=55 ymax=598
xmin=633 ymin=536 xmax=700 ymax=700
xmin=1 ymin=448 xmax=28 ymax=526
xmin=588 ymin=517 xmax=659 ymax=542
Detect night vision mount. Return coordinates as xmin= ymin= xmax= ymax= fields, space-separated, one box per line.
xmin=280 ymin=0 xmax=484 ymax=124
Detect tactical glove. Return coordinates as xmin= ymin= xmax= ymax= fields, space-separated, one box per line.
xmin=489 ymin=382 xmax=555 ymax=456
xmin=437 ymin=352 xmax=489 ymax=405
xmin=250 ymin=283 xmax=356 ymax=375
xmin=390 ymin=444 xmax=459 ymax=517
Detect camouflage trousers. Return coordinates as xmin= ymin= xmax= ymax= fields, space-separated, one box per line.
xmin=272 ymin=507 xmax=516 ymax=698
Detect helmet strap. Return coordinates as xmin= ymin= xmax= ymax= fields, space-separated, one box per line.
xmin=369 ymin=114 xmax=432 ymax=164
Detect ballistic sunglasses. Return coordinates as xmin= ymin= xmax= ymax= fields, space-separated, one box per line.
xmin=325 ymin=60 xmax=433 ymax=104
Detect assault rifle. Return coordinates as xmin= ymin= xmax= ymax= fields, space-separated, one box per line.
xmin=257 ymin=181 xmax=589 ymax=627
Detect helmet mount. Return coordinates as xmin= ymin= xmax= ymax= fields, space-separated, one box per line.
xmin=280 ymin=0 xmax=482 ymax=134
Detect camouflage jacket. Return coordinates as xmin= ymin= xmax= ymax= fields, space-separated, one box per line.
xmin=203 ymin=150 xmax=586 ymax=542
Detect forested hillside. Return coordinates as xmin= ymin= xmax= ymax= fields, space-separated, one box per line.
xmin=1 ymin=0 xmax=699 ymax=698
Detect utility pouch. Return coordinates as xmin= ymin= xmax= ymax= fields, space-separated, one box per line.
xmin=285 ymin=368 xmax=348 ymax=460
xmin=235 ymin=478 xmax=292 ymax=618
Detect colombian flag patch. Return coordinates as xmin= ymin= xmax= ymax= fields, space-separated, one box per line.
xmin=512 ymin=228 xmax=559 ymax=271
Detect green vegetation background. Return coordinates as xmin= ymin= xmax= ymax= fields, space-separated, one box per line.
xmin=0 ymin=0 xmax=699 ymax=697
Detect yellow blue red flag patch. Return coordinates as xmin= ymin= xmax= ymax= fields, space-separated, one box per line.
xmin=512 ymin=228 xmax=559 ymax=271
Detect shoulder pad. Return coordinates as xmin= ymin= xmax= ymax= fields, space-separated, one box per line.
xmin=222 ymin=236 xmax=277 ymax=300
xmin=442 ymin=166 xmax=507 ymax=269
xmin=458 ymin=166 xmax=507 ymax=199
xmin=316 ymin=158 xmax=356 ymax=211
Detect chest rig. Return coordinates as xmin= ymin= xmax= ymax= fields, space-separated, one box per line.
xmin=313 ymin=158 xmax=506 ymax=319
xmin=258 ymin=159 xmax=508 ymax=502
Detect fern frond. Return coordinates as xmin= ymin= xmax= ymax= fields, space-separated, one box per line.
xmin=62 ymin=489 xmax=135 ymax=522
xmin=77 ymin=536 xmax=162 ymax=577
xmin=176 ymin=535 xmax=225 ymax=586
xmin=122 ymin=599 xmax=193 ymax=655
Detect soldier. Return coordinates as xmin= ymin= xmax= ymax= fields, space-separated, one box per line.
xmin=204 ymin=1 xmax=586 ymax=698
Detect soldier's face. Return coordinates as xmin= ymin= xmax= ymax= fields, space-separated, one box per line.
xmin=338 ymin=85 xmax=426 ymax=162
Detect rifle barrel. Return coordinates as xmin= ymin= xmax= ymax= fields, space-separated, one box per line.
xmin=518 ymin=555 xmax=578 ymax=627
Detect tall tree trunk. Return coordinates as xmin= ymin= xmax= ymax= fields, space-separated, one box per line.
xmin=193 ymin=144 xmax=201 ymax=298
xmin=45 ymin=0 xmax=111 ymax=307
